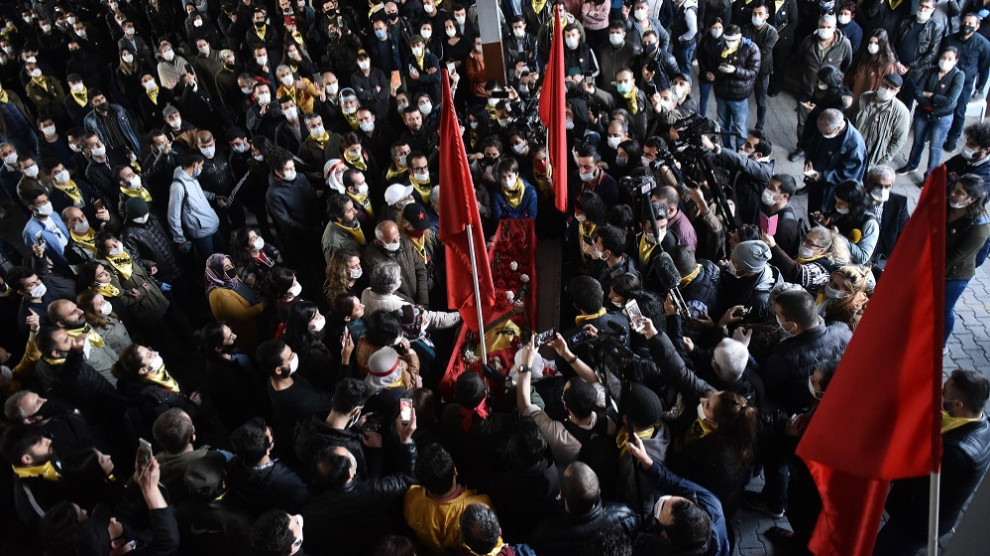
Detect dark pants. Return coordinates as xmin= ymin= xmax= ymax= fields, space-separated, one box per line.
xmin=946 ymin=79 xmax=976 ymax=145
xmin=874 ymin=516 xmax=927 ymax=556
xmin=945 ymin=278 xmax=971 ymax=345
xmin=754 ymin=74 xmax=770 ymax=130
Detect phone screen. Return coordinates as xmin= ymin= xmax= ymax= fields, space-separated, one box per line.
xmin=624 ymin=299 xmax=645 ymax=331
xmin=138 ymin=438 xmax=153 ymax=464
xmin=400 ymin=399 xmax=413 ymax=423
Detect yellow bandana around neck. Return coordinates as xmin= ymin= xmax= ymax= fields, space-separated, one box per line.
xmin=291 ymin=30 xmax=304 ymax=45
xmin=71 ymin=87 xmax=88 ymax=106
xmin=411 ymin=176 xmax=432 ymax=203
xmin=0 ymin=89 xmax=9 ymax=103
xmin=889 ymin=0 xmax=905 ymax=9
xmin=684 ymin=416 xmax=716 ymax=446
xmin=464 ymin=537 xmax=507 ymax=556
xmin=575 ymin=307 xmax=607 ymax=325
xmin=147 ymin=86 xmax=159 ymax=105
xmin=796 ymin=253 xmax=826 ymax=265
xmin=386 ymin=164 xmax=409 ymax=181
xmin=620 ymin=86 xmax=639 ymax=114
xmin=579 ymin=220 xmax=597 ymax=241
xmin=254 ymin=24 xmax=267 ymax=39
xmin=92 ymin=281 xmax=121 ymax=298
xmin=344 ymin=111 xmax=360 ymax=130
xmin=410 ymin=234 xmax=429 ymax=263
xmin=334 ymin=221 xmax=367 ymax=245
xmin=349 ymin=192 xmax=374 ymax=217
xmin=311 ymin=130 xmax=331 ymax=149
xmin=414 ymin=52 xmax=426 ymax=71
xmin=344 ymin=150 xmax=368 ymax=171
xmin=941 ymin=411 xmax=982 ymax=434
xmin=532 ymin=0 xmax=548 ymax=13
xmin=33 ymin=76 xmax=48 ymax=90
xmin=13 ymin=460 xmax=60 ymax=481
xmin=71 ymin=227 xmax=97 ymax=253
xmin=147 ymin=365 xmax=181 ymax=393
xmin=120 ymin=185 xmax=153 ymax=202
xmin=616 ymin=426 xmax=657 ymax=456
xmin=639 ymin=233 xmax=659 ymax=266
xmin=54 ymin=179 xmax=83 ymax=206
xmin=502 ymin=178 xmax=525 ymax=208
xmin=679 ymin=264 xmax=702 ymax=287
xmin=105 ymin=251 xmax=134 ymax=280
xmin=66 ymin=325 xmax=106 ymax=348
xmin=721 ymin=41 xmax=740 ymax=59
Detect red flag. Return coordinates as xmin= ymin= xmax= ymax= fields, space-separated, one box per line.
xmin=538 ymin=7 xmax=568 ymax=214
xmin=796 ymin=167 xmax=946 ymax=555
xmin=437 ymin=70 xmax=495 ymax=332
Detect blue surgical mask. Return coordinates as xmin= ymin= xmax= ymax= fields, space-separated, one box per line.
xmin=375 ymin=29 xmax=387 ymax=40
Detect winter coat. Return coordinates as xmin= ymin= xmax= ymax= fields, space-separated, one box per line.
xmin=120 ymin=215 xmax=182 ymax=283
xmin=851 ymin=91 xmax=911 ymax=167
xmin=759 ymin=320 xmax=852 ymax=413
xmin=712 ymin=38 xmax=761 ymax=101
xmin=795 ymin=30 xmax=853 ymax=95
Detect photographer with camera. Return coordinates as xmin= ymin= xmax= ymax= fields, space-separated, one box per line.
xmin=699 ymin=130 xmax=774 ymax=228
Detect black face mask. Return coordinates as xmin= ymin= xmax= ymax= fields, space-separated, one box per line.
xmin=254 ymin=20 xmax=265 ymax=28
xmin=225 ymin=269 xmax=237 ymax=279
xmin=34 ymin=398 xmax=76 ymax=420
xmin=962 ymin=24 xmax=976 ymax=36
xmin=94 ymin=104 xmax=109 ymax=114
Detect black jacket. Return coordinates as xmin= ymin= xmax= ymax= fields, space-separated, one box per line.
xmin=871 ymin=193 xmax=909 ymax=266
xmin=302 ymin=442 xmax=416 ymax=555
xmin=116 ymin=375 xmax=200 ymax=425
xmin=293 ymin=415 xmax=370 ymax=478
xmin=530 ymin=501 xmax=640 ymax=556
xmin=712 ymin=38 xmax=761 ymax=101
xmin=225 ymin=458 xmax=310 ymax=516
xmin=120 ymin=215 xmax=183 ymax=283
xmin=885 ymin=418 xmax=990 ymax=537
xmin=759 ymin=321 xmax=852 ymax=413
xmin=680 ymin=258 xmax=720 ymax=314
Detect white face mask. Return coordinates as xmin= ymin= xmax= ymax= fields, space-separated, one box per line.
xmin=419 ymin=102 xmax=433 ymax=116
xmin=29 ymin=282 xmax=47 ymax=299
xmin=133 ymin=214 xmax=149 ymax=224
xmin=950 ymin=200 xmax=971 ymax=210
xmin=696 ymin=402 xmax=707 ymax=422
xmin=752 ymin=15 xmax=766 ymax=26
xmin=198 ymin=45 xmax=210 ymax=55
xmin=761 ymin=188 xmax=778 ymax=206
xmin=359 ymin=121 xmax=374 ymax=133
xmin=194 ymin=19 xmax=203 ymax=28
xmin=834 ymin=207 xmax=850 ymax=215
xmin=446 ymin=27 xmax=457 ymax=38
xmin=282 ymin=169 xmax=297 ymax=182
xmin=310 ymin=125 xmax=326 ymax=138
xmin=411 ymin=47 xmax=424 ymax=57
xmin=35 ymin=201 xmax=53 ymax=216
xmin=100 ymin=300 xmax=113 ymax=315
xmin=867 ymin=43 xmax=880 ymax=55
xmin=168 ymin=117 xmax=182 ymax=129
xmin=252 ymin=237 xmax=265 ymax=250
xmin=41 ymin=125 xmax=56 ymax=137
xmin=384 ymin=240 xmax=401 ymax=252
xmin=287 ymin=352 xmax=300 ymax=375
xmin=574 ymin=213 xmax=587 ymax=222
xmin=413 ymin=171 xmax=430 ymax=182
xmin=122 ymin=52 xmax=134 ymax=63
xmin=512 ymin=143 xmax=527 ymax=155
xmin=871 ymin=188 xmax=890 ymax=203
xmin=73 ymin=220 xmax=90 ymax=234
xmin=817 ymin=27 xmax=834 ymax=41
xmin=284 ymin=106 xmax=298 ymax=121
xmin=565 ymin=37 xmax=579 ymax=50
xmin=798 ymin=246 xmax=817 ymax=259
xmin=349 ymin=267 xmax=363 ymax=279
xmin=91 ymin=146 xmax=107 ymax=158
xmin=422 ymin=28 xmax=433 ymax=39
xmin=108 ymin=245 xmax=123 ymax=256
xmin=917 ymin=9 xmax=932 ymax=23
xmin=162 ymin=49 xmax=175 ymax=61
xmin=287 ymin=281 xmax=302 ymax=298
xmin=256 ymin=93 xmax=271 ymax=105
xmin=29 ymin=68 xmax=41 ymax=78
xmin=607 ymin=136 xmax=622 ymax=149
xmin=939 ymin=59 xmax=955 ymax=72
xmin=55 ymin=170 xmax=71 ymax=185
xmin=513 ymin=28 xmax=526 ymax=39
xmin=609 ymin=33 xmax=624 ymax=46
xmin=310 ymin=314 xmax=326 ymax=332
xmin=23 ymin=165 xmax=39 ymax=178
xmin=358 ymin=59 xmax=370 ymax=70
xmin=711 ymin=28 xmax=723 ymax=39
xmin=233 ymin=144 xmax=248 ymax=154
xmin=579 ymin=170 xmax=596 ymax=182
xmin=326 ymin=83 xmax=339 ymax=97
xmin=875 ymin=86 xmax=894 ymax=102
xmin=256 ymin=55 xmax=268 ymax=66
xmin=280 ymin=74 xmax=294 ymax=87
xmin=635 ymin=9 xmax=648 ymax=20
xmin=837 ymin=14 xmax=851 ymax=25
xmin=128 ymin=175 xmax=142 ymax=189
xmin=3 ymin=152 xmax=17 ymax=165
xmin=808 ymin=376 xmax=823 ymax=399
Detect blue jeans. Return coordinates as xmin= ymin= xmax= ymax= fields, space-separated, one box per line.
xmin=716 ymin=97 xmax=748 ymax=150
xmin=945 ymin=278 xmax=970 ymax=344
xmin=190 ymin=231 xmax=221 ymax=263
xmin=754 ymin=75 xmax=769 ymax=130
xmin=907 ymin=113 xmax=953 ymax=172
xmin=699 ymin=81 xmax=713 ymax=117
xmin=674 ymin=42 xmax=697 ymax=76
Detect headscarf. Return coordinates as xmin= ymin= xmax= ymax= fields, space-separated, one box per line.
xmin=324 ymin=158 xmax=346 ymax=193
xmin=204 ymin=253 xmax=259 ymax=303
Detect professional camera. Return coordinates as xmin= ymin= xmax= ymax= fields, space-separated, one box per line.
xmin=620 ymin=172 xmax=657 ymax=198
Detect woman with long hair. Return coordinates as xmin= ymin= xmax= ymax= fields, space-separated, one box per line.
xmin=324 ymin=246 xmax=365 ymax=305
xmin=827 ymin=180 xmax=880 ymax=265
xmin=76 ymin=290 xmax=133 ymax=355
xmin=112 ymin=344 xmax=200 ymax=423
xmin=816 ymin=266 xmax=871 ymax=331
xmin=281 ymin=300 xmax=353 ymax=392
xmin=844 ymin=28 xmax=899 ymax=104
xmin=945 ymin=174 xmax=990 ymax=344
xmin=205 ymin=253 xmax=266 ymax=354
xmin=229 ymin=226 xmax=283 ymax=288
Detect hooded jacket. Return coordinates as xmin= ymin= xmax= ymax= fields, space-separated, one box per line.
xmin=167 ymin=166 xmax=220 ymax=243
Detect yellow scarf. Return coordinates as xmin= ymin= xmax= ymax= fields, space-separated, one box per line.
xmin=620 ymin=86 xmax=639 ymax=115
xmin=639 ymin=233 xmax=659 ymax=266
xmin=344 ymin=150 xmax=368 ymax=171
xmin=679 ymin=264 xmax=702 ymax=287
xmin=410 ymin=234 xmax=429 ymax=263
xmin=147 ymin=86 xmax=159 ymax=105
xmin=311 ymin=130 xmax=331 ymax=149
xmin=66 ymin=325 xmax=105 ymax=348
xmin=12 ymin=461 xmax=60 ymax=482
xmin=344 ymin=111 xmax=360 ymax=130
xmin=941 ymin=411 xmax=982 ymax=434
xmin=579 ymin=220 xmax=597 ymax=241
xmin=464 ymin=537 xmax=507 ymax=556
xmin=33 ymin=76 xmax=48 ymax=91
xmin=254 ymin=24 xmax=267 ymax=39
xmin=54 ymin=179 xmax=84 ymax=206
xmin=147 ymin=365 xmax=181 ymax=393
xmin=92 ymin=281 xmax=121 ymax=298
xmin=43 ymin=355 xmax=67 ymax=365
xmin=0 ymin=89 xmax=8 ymax=103
xmin=721 ymin=41 xmax=740 ymax=59
xmin=120 ymin=185 xmax=153 ymax=202
xmin=71 ymin=87 xmax=88 ymax=107
xmin=105 ymin=251 xmax=134 ymax=280
xmin=411 ymin=174 xmax=432 ymax=203
xmin=889 ymin=0 xmax=905 ymax=9
xmin=414 ymin=51 xmax=426 ymax=71
xmin=349 ymin=192 xmax=374 ymax=217
xmin=575 ymin=307 xmax=607 ymax=325
xmin=291 ymin=30 xmax=304 ymax=45
xmin=502 ymin=178 xmax=525 ymax=208
xmin=684 ymin=416 xmax=716 ymax=446
xmin=386 ymin=164 xmax=408 ymax=181
xmin=796 ymin=253 xmax=826 ymax=265
xmin=71 ymin=227 xmax=98 ymax=254
xmin=616 ymin=426 xmax=657 ymax=456
xmin=333 ymin=221 xmax=366 ymax=245
xmin=532 ymin=0 xmax=547 ymax=13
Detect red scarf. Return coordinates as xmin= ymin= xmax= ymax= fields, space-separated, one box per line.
xmin=459 ymin=398 xmax=489 ymax=431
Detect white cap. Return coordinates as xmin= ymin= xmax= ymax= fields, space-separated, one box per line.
xmin=385 ymin=183 xmax=414 ymax=206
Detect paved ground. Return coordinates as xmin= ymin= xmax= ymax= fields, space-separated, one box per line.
xmin=695 ymin=84 xmax=990 ymax=555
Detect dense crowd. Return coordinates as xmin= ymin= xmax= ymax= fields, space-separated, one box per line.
xmin=0 ymin=0 xmax=989 ymax=555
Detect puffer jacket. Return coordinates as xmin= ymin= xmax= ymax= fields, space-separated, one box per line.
xmin=759 ymin=319 xmax=852 ymax=413
xmin=120 ymin=215 xmax=182 ymax=283
xmin=225 ymin=458 xmax=310 ymax=516
xmin=680 ymin=258 xmax=720 ymax=314
xmin=712 ymin=38 xmax=761 ymax=101
xmin=530 ymin=501 xmax=640 ymax=556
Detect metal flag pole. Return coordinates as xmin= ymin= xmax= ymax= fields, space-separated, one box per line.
xmin=928 ymin=471 xmax=940 ymax=555
xmin=464 ymin=223 xmax=488 ymax=363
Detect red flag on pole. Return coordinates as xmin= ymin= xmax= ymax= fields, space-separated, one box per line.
xmin=438 ymin=70 xmax=495 ymax=332
xmin=538 ymin=7 xmax=568 ymax=214
xmin=796 ymin=167 xmax=946 ymax=555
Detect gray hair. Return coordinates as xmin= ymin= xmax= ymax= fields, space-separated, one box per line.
xmin=818 ymin=109 xmax=844 ymax=132
xmin=276 ymin=64 xmax=292 ymax=76
xmin=713 ymin=339 xmax=749 ymax=381
xmin=820 ymin=13 xmax=837 ymax=26
xmin=866 ymin=165 xmax=895 ymax=186
xmin=370 ymin=261 xmax=401 ymax=294
xmin=4 ymin=390 xmax=34 ymax=421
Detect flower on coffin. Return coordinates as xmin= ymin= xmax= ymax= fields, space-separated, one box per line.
xmin=506 ymin=291 xmax=515 ymax=301
xmin=510 ymin=261 xmax=518 ymax=271
xmin=520 ymin=274 xmax=530 ymax=283
xmin=463 ymin=349 xmax=479 ymax=364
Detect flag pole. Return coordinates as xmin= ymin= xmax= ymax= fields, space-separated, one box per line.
xmin=465 ymin=223 xmax=488 ymax=363
xmin=928 ymin=471 xmax=940 ymax=555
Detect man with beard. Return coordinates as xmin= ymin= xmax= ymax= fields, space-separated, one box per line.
xmin=47 ymin=299 xmax=119 ymax=381
xmin=0 ymin=425 xmax=68 ymax=525
xmin=4 ymin=390 xmax=97 ymax=459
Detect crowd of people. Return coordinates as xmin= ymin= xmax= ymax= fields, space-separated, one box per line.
xmin=0 ymin=0 xmax=989 ymax=555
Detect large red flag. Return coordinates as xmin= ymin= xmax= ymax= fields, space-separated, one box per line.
xmin=795 ymin=167 xmax=946 ymax=555
xmin=437 ymin=70 xmax=495 ymax=332
xmin=538 ymin=7 xmax=568 ymax=213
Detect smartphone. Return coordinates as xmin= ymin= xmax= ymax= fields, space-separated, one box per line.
xmin=760 ymin=213 xmax=778 ymax=236
xmin=737 ymin=306 xmax=753 ymax=318
xmin=138 ymin=437 xmax=153 ymax=465
xmin=534 ymin=328 xmax=556 ymax=346
xmin=446 ymin=62 xmax=456 ymax=75
xmin=570 ymin=329 xmax=591 ymax=345
xmin=93 ymin=198 xmax=105 ymax=211
xmin=624 ymin=299 xmax=645 ymax=332
xmin=582 ymin=235 xmax=593 ymax=246
xmin=584 ymin=74 xmax=594 ymax=84
xmin=399 ymin=398 xmax=413 ymax=423
xmin=34 ymin=231 xmax=44 ymax=246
